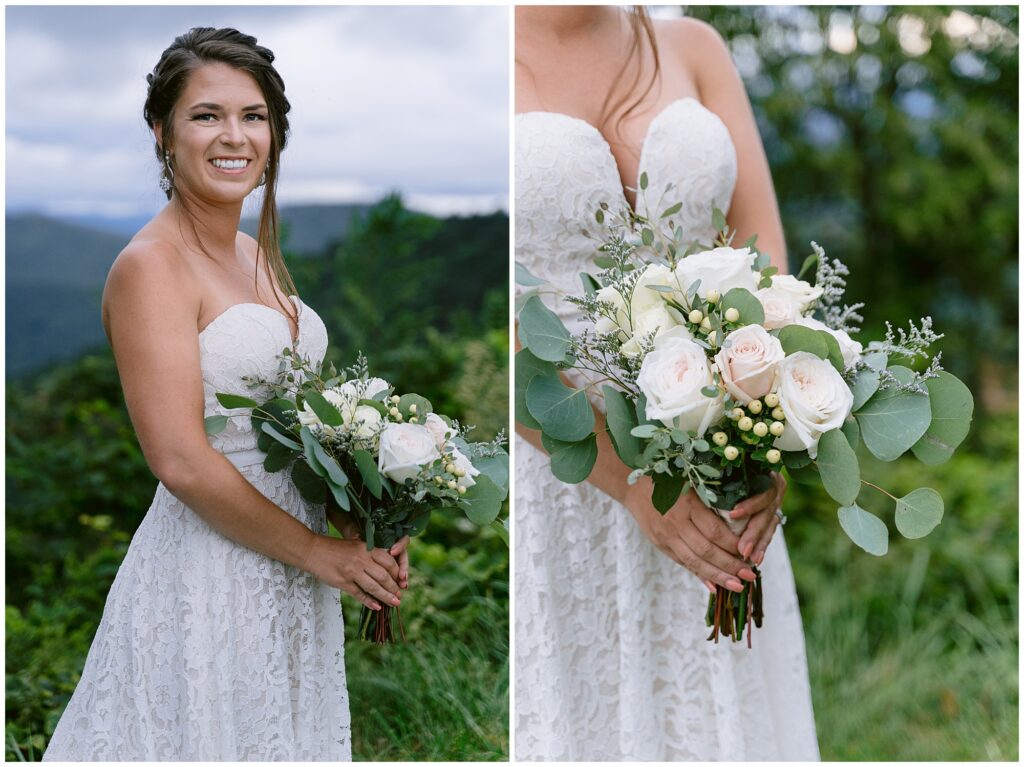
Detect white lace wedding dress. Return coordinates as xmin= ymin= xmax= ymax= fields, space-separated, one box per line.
xmin=515 ymin=98 xmax=820 ymax=761
xmin=43 ymin=297 xmax=352 ymax=761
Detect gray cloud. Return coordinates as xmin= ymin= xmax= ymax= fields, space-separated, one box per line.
xmin=5 ymin=5 xmax=509 ymax=218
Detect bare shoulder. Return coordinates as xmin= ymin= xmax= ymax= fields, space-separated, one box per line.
xmin=654 ymin=17 xmax=734 ymax=83
xmin=102 ymin=236 xmax=198 ymax=337
xmin=236 ymin=230 xmax=259 ymax=258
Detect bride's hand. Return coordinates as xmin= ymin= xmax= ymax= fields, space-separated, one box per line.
xmin=303 ymin=534 xmax=403 ymax=611
xmin=326 ymin=508 xmax=410 ymax=592
xmin=726 ymin=472 xmax=788 ymax=566
xmin=627 ymin=484 xmax=758 ymax=594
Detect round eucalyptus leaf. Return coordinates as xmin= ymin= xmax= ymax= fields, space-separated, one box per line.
xmin=895 ymin=488 xmax=944 ymax=539
xmin=542 ymin=433 xmax=598 ymax=484
xmin=515 ymin=261 xmax=548 ymax=286
xmin=204 ymin=415 xmax=228 ymax=435
xmin=838 ymin=503 xmax=889 ymax=556
xmin=514 ymin=349 xmax=557 ymax=430
xmin=602 ymin=385 xmax=643 ymax=468
xmin=840 ymin=417 xmax=860 ymax=451
xmin=817 ymin=330 xmax=845 ymax=373
xmin=778 ymin=325 xmax=829 ymax=360
xmin=910 ymin=371 xmax=974 ymax=466
xmin=855 ymin=366 xmax=932 ymax=461
xmin=721 ymin=287 xmax=765 ymax=326
xmin=526 ymin=375 xmax=595 ymax=442
xmin=850 ymin=366 xmax=881 ymax=411
xmin=518 ymin=295 xmax=572 ymax=362
xmin=460 ymin=474 xmax=505 ymax=526
xmin=216 ymin=392 xmax=260 ymax=410
xmin=816 ymin=429 xmax=860 ymax=506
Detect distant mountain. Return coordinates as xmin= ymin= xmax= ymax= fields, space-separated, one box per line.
xmin=241 ymin=203 xmax=372 ymax=256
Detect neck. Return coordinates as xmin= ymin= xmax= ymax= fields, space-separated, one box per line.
xmin=165 ymin=192 xmax=245 ymax=262
xmin=516 ymin=5 xmax=621 ymax=42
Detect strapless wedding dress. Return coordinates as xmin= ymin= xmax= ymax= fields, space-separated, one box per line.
xmin=43 ymin=297 xmax=352 ymax=761
xmin=515 ymin=98 xmax=820 ymax=761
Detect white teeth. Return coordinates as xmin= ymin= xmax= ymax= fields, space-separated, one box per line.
xmin=212 ymin=159 xmax=248 ymax=169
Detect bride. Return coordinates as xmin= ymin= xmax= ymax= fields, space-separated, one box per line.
xmin=43 ymin=27 xmax=409 ymax=761
xmin=515 ymin=7 xmax=819 ymax=760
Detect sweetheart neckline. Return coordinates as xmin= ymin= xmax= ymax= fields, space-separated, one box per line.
xmin=515 ymin=96 xmax=716 ymax=212
xmin=199 ymin=295 xmax=303 ymax=348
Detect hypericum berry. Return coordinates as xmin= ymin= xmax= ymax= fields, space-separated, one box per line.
xmin=706 ymin=289 xmax=721 ymax=304
xmin=433 ymin=475 xmax=444 ymax=485
xmin=409 ymin=404 xmax=418 ymax=414
xmin=766 ymin=449 xmax=782 ymax=464
xmin=707 ymin=330 xmax=718 ymax=345
xmin=738 ymin=416 xmax=754 ymax=431
xmin=753 ymin=422 xmax=769 ymax=437
xmin=724 ymin=445 xmax=739 ymax=460
xmin=769 ymin=421 xmax=785 ymax=437
xmin=409 ymin=416 xmax=419 ymax=423
xmin=447 ymin=479 xmax=458 ymax=490
xmin=748 ymin=400 xmax=763 ymax=415
xmin=457 ymin=485 xmax=467 ymax=495
xmin=389 ymin=407 xmax=400 ymax=417
xmin=390 ymin=395 xmax=401 ymax=404
xmin=395 ymin=412 xmax=404 ymax=422
xmin=689 ymin=309 xmax=703 ymax=324
xmin=444 ymin=462 xmax=456 ymax=474
xmin=700 ymin=316 xmax=712 ymax=330
xmin=764 ymin=392 xmax=780 ymax=408
xmin=454 ymin=468 xmax=466 ymax=478
xmin=724 ymin=307 xmax=740 ymax=323
xmin=772 ymin=406 xmax=785 ymax=421
xmin=730 ymin=407 xmax=745 ymax=420
xmin=712 ymin=431 xmax=729 ymax=446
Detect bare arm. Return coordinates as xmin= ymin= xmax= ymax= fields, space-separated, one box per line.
xmin=104 ymin=243 xmax=404 ymax=609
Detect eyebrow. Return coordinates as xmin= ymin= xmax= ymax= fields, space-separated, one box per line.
xmin=187 ymin=102 xmax=268 ymax=111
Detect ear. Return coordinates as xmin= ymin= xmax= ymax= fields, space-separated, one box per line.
xmin=154 ymin=122 xmax=167 ymax=155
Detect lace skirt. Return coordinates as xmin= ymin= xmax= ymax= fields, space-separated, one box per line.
xmin=514 ymin=436 xmax=819 ymax=761
xmin=43 ymin=460 xmax=351 ymax=761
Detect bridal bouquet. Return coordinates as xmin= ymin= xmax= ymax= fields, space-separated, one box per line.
xmin=207 ymin=352 xmax=509 ymax=644
xmin=516 ymin=173 xmax=973 ymax=646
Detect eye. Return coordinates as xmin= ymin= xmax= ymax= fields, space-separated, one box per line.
xmin=190 ymin=113 xmax=217 ymax=122
xmin=244 ymin=113 xmax=268 ymax=122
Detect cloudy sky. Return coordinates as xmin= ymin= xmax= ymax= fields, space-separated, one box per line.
xmin=5 ymin=5 xmax=509 ymax=220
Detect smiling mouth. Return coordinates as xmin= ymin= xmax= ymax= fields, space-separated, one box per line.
xmin=210 ymin=158 xmax=251 ymax=171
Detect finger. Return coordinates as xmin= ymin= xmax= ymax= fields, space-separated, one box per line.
xmin=389 ymin=536 xmax=410 ymax=556
xmin=370 ymin=549 xmax=401 ymax=581
xmin=728 ymin=484 xmax=777 ymax=519
xmin=358 ymin=571 xmax=401 ymax=606
xmin=365 ymin=562 xmax=402 ymax=598
xmin=671 ymin=538 xmax=745 ymax=593
xmin=689 ymin=505 xmax=741 ymax=551
xmin=353 ymin=587 xmax=382 ymax=611
xmin=737 ymin=512 xmax=772 ymax=560
xmin=685 ymin=516 xmax=757 ymax=580
xmin=703 ymin=579 xmax=716 ymax=593
xmin=752 ymin=515 xmax=782 ymax=566
xmin=397 ymin=549 xmax=410 ymax=589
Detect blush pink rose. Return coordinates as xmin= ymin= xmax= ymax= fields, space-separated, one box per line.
xmin=714 ymin=324 xmax=785 ymax=404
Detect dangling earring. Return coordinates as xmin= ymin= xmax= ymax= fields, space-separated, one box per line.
xmin=159 ymin=151 xmax=174 ymax=193
xmin=257 ymin=169 xmax=267 ymax=187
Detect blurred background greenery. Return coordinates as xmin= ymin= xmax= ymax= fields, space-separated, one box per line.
xmin=679 ymin=5 xmax=1017 ymax=760
xmin=5 ymin=199 xmax=509 ymax=760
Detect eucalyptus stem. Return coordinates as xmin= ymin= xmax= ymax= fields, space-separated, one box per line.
xmin=860 ymin=479 xmax=899 ymax=501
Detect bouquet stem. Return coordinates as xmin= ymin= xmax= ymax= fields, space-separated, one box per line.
xmin=705 ymin=565 xmax=762 ymax=646
xmin=357 ymin=604 xmax=407 ymax=645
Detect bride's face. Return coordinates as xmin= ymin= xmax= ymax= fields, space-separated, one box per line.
xmin=163 ymin=61 xmax=271 ymax=205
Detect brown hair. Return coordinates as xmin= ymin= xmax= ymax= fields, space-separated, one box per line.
xmin=600 ymin=7 xmax=661 ymax=146
xmin=144 ymin=27 xmax=297 ymax=313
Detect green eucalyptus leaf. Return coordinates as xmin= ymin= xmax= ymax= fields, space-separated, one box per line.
xmin=782 ymin=450 xmax=812 ymax=470
xmin=840 ymin=417 xmax=861 ymax=451
xmin=660 ymin=202 xmax=683 ymax=218
xmin=204 ymin=415 xmax=228 ymax=435
xmin=895 ymin=487 xmax=944 ymax=539
xmin=541 ymin=433 xmax=598 ymax=484
xmin=327 ymin=481 xmax=350 ymax=512
xmin=515 ymin=260 xmax=548 ymax=286
xmin=855 ymin=366 xmax=932 ymax=461
xmin=526 ymin=375 xmax=595 ymax=442
xmin=630 ymin=424 xmax=658 ymax=439
xmin=304 ymin=390 xmax=344 ymax=427
xmin=640 ymin=171 xmax=649 ymax=190
xmin=652 ymin=472 xmax=685 ymax=513
xmin=461 ymin=474 xmax=504 ymax=526
xmin=720 ymin=288 xmax=765 ymax=326
xmin=263 ymin=441 xmax=294 ymax=473
xmin=910 ymin=371 xmax=974 ymax=466
xmin=490 ymin=518 xmax=510 ymax=546
xmin=838 ymin=503 xmax=889 ymax=556
xmin=291 ymin=459 xmax=327 ymax=504
xmin=514 ymin=349 xmax=558 ymax=430
xmin=518 ymin=295 xmax=572 ymax=362
xmin=603 ymin=385 xmax=643 ymax=467
xmin=817 ymin=331 xmax=845 ymax=373
xmin=473 ymin=449 xmax=510 ymax=497
xmin=778 ymin=325 xmax=829 ymax=360
xmin=796 ymin=253 xmax=817 ymax=280
xmin=850 ymin=366 xmax=881 ymax=411
xmin=216 ymin=393 xmax=260 ymax=410
xmin=398 ymin=393 xmax=433 ymax=419
xmin=261 ymin=422 xmax=302 ymax=451
xmin=580 ymin=272 xmax=601 ymax=295
xmin=712 ymin=206 xmax=727 ymax=232
xmin=354 ymin=449 xmax=382 ymax=498
xmin=815 ymin=429 xmax=860 ymax=506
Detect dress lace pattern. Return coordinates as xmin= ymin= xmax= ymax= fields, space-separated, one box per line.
xmin=514 ymin=98 xmax=820 ymax=761
xmin=43 ymin=298 xmax=352 ymax=761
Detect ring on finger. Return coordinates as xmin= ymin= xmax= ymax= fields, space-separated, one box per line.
xmin=774 ymin=508 xmax=787 ymax=526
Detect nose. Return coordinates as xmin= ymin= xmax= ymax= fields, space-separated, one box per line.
xmin=220 ymin=116 xmax=246 ymax=147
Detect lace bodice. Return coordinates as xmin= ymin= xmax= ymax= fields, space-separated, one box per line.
xmin=515 ymin=97 xmax=738 ymax=332
xmin=514 ymin=97 xmax=819 ymax=760
xmin=201 ymin=296 xmax=328 ymax=455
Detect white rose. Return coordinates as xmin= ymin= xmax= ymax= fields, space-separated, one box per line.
xmin=594 ymin=285 xmax=629 ymax=339
xmin=298 ymin=401 xmax=338 ymax=438
xmin=448 ymin=447 xmax=481 ymax=488
xmin=620 ymin=303 xmax=680 ymax=357
xmin=351 ymin=404 xmax=383 ymax=444
xmin=794 ymin=317 xmax=863 ymax=371
xmin=773 ymin=352 xmax=854 ymax=458
xmin=674 ymin=246 xmax=758 ymax=299
xmin=324 ymin=385 xmax=359 ymax=423
xmin=636 ymin=335 xmax=724 ymax=435
xmin=756 ymin=274 xmax=823 ymax=330
xmin=422 ymin=412 xmax=454 ymax=448
xmin=361 ymin=377 xmax=390 ymax=399
xmin=715 ymin=324 xmax=785 ymax=404
xmin=377 ymin=423 xmax=440 ymax=484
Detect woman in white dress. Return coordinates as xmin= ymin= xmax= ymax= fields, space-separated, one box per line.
xmin=43 ymin=27 xmax=409 ymax=761
xmin=515 ymin=7 xmax=819 ymax=760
